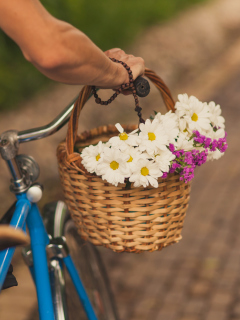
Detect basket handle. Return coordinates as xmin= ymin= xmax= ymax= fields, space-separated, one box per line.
xmin=66 ymin=68 xmax=175 ymax=156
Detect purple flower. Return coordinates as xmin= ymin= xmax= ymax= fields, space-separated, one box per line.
xmin=221 ymin=143 xmax=228 ymax=153
xmin=162 ymin=172 xmax=168 ymax=179
xmin=168 ymin=128 xmax=228 ymax=183
xmin=192 ymin=130 xmax=228 ymax=153
xmin=193 ymin=130 xmax=200 ymax=137
xmin=179 ymin=165 xmax=195 ymax=183
xmin=205 ymin=138 xmax=212 ymax=148
xmin=169 ymin=144 xmax=175 ymax=152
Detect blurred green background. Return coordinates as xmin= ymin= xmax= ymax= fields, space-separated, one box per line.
xmin=0 ymin=0 xmax=206 ymax=111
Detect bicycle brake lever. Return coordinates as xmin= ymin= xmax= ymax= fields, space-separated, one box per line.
xmin=134 ymin=76 xmax=150 ymax=97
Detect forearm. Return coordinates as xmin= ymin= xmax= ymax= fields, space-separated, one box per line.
xmin=0 ymin=0 xmax=144 ymax=88
xmin=30 ymin=22 xmax=126 ymax=87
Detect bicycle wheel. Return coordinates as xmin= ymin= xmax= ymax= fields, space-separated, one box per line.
xmin=42 ymin=201 xmax=119 ymax=320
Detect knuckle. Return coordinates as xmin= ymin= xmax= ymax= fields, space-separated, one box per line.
xmin=137 ymin=57 xmax=145 ymax=64
xmin=107 ymin=48 xmax=122 ymax=54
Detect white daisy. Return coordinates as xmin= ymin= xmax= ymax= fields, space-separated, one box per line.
xmin=96 ymin=147 xmax=130 ymax=186
xmin=107 ymin=123 xmax=140 ymax=150
xmin=183 ymin=101 xmax=212 ymax=133
xmin=174 ymin=132 xmax=194 ymax=151
xmin=155 ymin=149 xmax=176 ymax=172
xmin=129 ymin=158 xmax=162 ymax=188
xmin=155 ymin=111 xmax=179 ymax=143
xmin=208 ymin=101 xmax=225 ymax=129
xmin=81 ymin=141 xmax=104 ymax=173
xmin=207 ymin=149 xmax=224 ymax=161
xmin=178 ymin=117 xmax=190 ymax=135
xmin=121 ymin=146 xmax=143 ymax=172
xmin=207 ymin=128 xmax=225 ymax=140
xmin=175 ymin=94 xmax=212 ymax=134
xmin=175 ymin=94 xmax=200 ymax=116
xmin=138 ymin=119 xmax=168 ymax=156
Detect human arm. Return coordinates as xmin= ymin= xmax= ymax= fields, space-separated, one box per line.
xmin=0 ymin=0 xmax=145 ymax=88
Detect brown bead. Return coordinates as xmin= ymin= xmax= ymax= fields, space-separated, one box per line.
xmin=99 ymin=58 xmax=145 ymax=115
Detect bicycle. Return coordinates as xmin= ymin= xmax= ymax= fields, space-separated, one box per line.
xmin=0 ymin=77 xmax=150 ymax=320
xmin=0 ymin=95 xmax=120 ymax=320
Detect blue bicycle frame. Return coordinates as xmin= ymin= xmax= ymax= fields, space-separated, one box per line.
xmin=0 ymin=192 xmax=98 ymax=320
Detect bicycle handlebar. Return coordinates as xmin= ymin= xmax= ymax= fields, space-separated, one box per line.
xmin=17 ymin=76 xmax=150 ymax=143
xmin=18 ymin=98 xmax=76 ymax=143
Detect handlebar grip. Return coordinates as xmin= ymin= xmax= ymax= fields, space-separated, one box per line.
xmin=134 ymin=76 xmax=150 ymax=97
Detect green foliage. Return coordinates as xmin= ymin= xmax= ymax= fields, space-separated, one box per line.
xmin=0 ymin=0 xmax=206 ymax=110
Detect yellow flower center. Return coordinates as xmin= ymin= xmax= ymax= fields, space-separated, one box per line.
xmin=96 ymin=154 xmax=100 ymax=161
xmin=191 ymin=113 xmax=198 ymax=122
xmin=127 ymin=156 xmax=133 ymax=162
xmin=141 ymin=167 xmax=149 ymax=176
xmin=119 ymin=132 xmax=128 ymax=140
xmin=110 ymin=161 xmax=119 ymax=170
xmin=148 ymin=132 xmax=156 ymax=141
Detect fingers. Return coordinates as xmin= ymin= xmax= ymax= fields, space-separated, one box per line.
xmin=105 ymin=48 xmax=145 ymax=82
xmin=105 ymin=48 xmax=124 ymax=57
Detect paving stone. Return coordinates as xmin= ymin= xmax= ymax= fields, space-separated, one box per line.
xmin=206 ymin=242 xmax=230 ymax=256
xmin=189 ymin=280 xmax=211 ymax=297
xmin=233 ymin=286 xmax=240 ymax=298
xmin=172 ymin=273 xmax=192 ymax=289
xmin=215 ymin=277 xmax=236 ymax=292
xmin=178 ymin=257 xmax=201 ymax=271
xmin=163 ymin=291 xmax=186 ymax=307
xmin=183 ymin=298 xmax=206 ymax=315
xmin=232 ymin=303 xmax=240 ymax=317
xmin=155 ymin=308 xmax=178 ymax=320
xmin=205 ymin=310 xmax=227 ymax=320
xmin=210 ymin=292 xmax=233 ymax=308
xmin=180 ymin=317 xmax=200 ymax=320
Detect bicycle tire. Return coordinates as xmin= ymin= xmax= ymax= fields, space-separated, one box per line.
xmin=42 ymin=201 xmax=119 ymax=320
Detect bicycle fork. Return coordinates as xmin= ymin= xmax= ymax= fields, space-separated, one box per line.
xmin=0 ymin=195 xmax=98 ymax=320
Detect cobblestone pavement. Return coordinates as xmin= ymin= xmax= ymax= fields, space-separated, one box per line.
xmin=1 ymin=0 xmax=240 ymax=319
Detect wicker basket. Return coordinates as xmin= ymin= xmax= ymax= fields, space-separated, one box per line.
xmin=57 ymin=68 xmax=191 ymax=253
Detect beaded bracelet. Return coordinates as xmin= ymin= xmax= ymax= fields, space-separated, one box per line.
xmin=91 ymin=58 xmax=145 ymax=124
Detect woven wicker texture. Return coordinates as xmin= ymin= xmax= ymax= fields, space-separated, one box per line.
xmin=57 ymin=69 xmax=191 ymax=253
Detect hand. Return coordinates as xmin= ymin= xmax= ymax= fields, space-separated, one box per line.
xmin=104 ymin=48 xmax=145 ymax=94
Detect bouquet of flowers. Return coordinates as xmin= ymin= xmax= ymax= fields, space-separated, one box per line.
xmin=80 ymin=94 xmax=227 ymax=188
